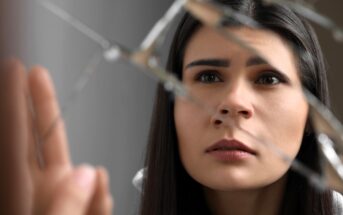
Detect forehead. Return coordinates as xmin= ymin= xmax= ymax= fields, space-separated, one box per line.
xmin=183 ymin=26 xmax=299 ymax=75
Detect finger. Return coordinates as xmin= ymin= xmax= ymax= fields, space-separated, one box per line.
xmin=26 ymin=75 xmax=42 ymax=172
xmin=47 ymin=165 xmax=97 ymax=215
xmin=28 ymin=66 xmax=70 ymax=169
xmin=87 ymin=167 xmax=113 ymax=215
xmin=0 ymin=59 xmax=33 ymax=214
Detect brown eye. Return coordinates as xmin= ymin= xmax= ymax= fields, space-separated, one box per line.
xmin=196 ymin=71 xmax=222 ymax=83
xmin=256 ymin=76 xmax=280 ymax=85
xmin=255 ymin=71 xmax=287 ymax=86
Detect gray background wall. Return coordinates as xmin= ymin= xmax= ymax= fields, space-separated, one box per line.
xmin=17 ymin=0 xmax=342 ymax=214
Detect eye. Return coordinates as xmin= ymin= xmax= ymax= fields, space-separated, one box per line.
xmin=255 ymin=70 xmax=287 ymax=86
xmin=195 ymin=70 xmax=222 ymax=83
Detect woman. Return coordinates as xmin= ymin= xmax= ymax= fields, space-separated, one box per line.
xmin=140 ymin=0 xmax=340 ymax=214
xmin=0 ymin=0 xmax=341 ymax=214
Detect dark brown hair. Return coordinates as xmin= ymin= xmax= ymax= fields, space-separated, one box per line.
xmin=140 ymin=0 xmax=332 ymax=214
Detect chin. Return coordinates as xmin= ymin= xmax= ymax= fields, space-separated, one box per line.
xmin=204 ymin=180 xmax=266 ymax=191
xmin=197 ymin=171 xmax=288 ymax=192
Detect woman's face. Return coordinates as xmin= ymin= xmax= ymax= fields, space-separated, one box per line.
xmin=174 ymin=26 xmax=308 ymax=191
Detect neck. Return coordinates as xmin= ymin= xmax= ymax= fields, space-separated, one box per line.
xmin=204 ymin=176 xmax=287 ymax=215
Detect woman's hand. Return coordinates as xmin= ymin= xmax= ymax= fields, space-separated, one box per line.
xmin=0 ymin=59 xmax=113 ymax=215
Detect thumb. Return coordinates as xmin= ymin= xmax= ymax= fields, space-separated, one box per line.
xmin=47 ymin=165 xmax=96 ymax=215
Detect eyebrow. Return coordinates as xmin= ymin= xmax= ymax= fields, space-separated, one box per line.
xmin=184 ymin=59 xmax=230 ymax=69
xmin=184 ymin=56 xmax=269 ymax=70
xmin=246 ymin=56 xmax=268 ymax=67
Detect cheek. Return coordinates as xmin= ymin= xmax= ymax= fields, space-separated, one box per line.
xmin=174 ymin=98 xmax=209 ymax=168
xmin=174 ymin=98 xmax=202 ymax=145
xmin=256 ymin=90 xmax=308 ymax=158
xmin=174 ymin=99 xmax=196 ymax=137
xmin=174 ymin=90 xmax=215 ymax=134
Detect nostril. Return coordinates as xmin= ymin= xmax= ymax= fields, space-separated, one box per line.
xmin=214 ymin=119 xmax=222 ymax=125
xmin=240 ymin=110 xmax=251 ymax=118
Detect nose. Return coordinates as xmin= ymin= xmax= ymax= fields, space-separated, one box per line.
xmin=211 ymin=83 xmax=254 ymax=127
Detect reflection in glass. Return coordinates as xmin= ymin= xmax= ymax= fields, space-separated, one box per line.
xmin=38 ymin=0 xmax=343 ymax=195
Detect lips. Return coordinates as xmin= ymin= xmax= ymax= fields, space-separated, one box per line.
xmin=205 ymin=139 xmax=256 ymax=155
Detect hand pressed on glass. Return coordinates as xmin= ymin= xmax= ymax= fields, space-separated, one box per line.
xmin=0 ymin=59 xmax=113 ymax=215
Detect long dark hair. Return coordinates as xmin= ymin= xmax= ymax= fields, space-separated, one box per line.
xmin=140 ymin=0 xmax=332 ymax=214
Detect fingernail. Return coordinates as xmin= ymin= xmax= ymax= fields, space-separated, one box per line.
xmin=73 ymin=165 xmax=96 ymax=190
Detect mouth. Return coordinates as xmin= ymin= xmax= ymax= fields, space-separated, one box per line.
xmin=205 ymin=139 xmax=257 ymax=155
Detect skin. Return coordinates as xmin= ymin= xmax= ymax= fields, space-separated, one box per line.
xmin=0 ymin=59 xmax=113 ymax=215
xmin=174 ymin=26 xmax=309 ymax=215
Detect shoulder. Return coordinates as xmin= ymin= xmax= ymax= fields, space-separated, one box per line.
xmin=332 ymin=190 xmax=343 ymax=214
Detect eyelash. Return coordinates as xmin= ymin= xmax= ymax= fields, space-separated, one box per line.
xmin=194 ymin=69 xmax=288 ymax=86
xmin=254 ymin=70 xmax=288 ymax=86
xmin=195 ymin=70 xmax=222 ymax=83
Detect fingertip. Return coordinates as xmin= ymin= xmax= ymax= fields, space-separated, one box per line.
xmin=72 ymin=165 xmax=97 ymax=191
xmin=29 ymin=65 xmax=49 ymax=78
xmin=47 ymin=165 xmax=97 ymax=215
xmin=86 ymin=166 xmax=114 ymax=215
xmin=106 ymin=194 xmax=114 ymax=212
xmin=28 ymin=66 xmax=53 ymax=91
xmin=1 ymin=58 xmax=25 ymax=71
xmin=98 ymin=166 xmax=114 ymax=210
xmin=97 ymin=167 xmax=109 ymax=184
xmin=0 ymin=58 xmax=26 ymax=87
